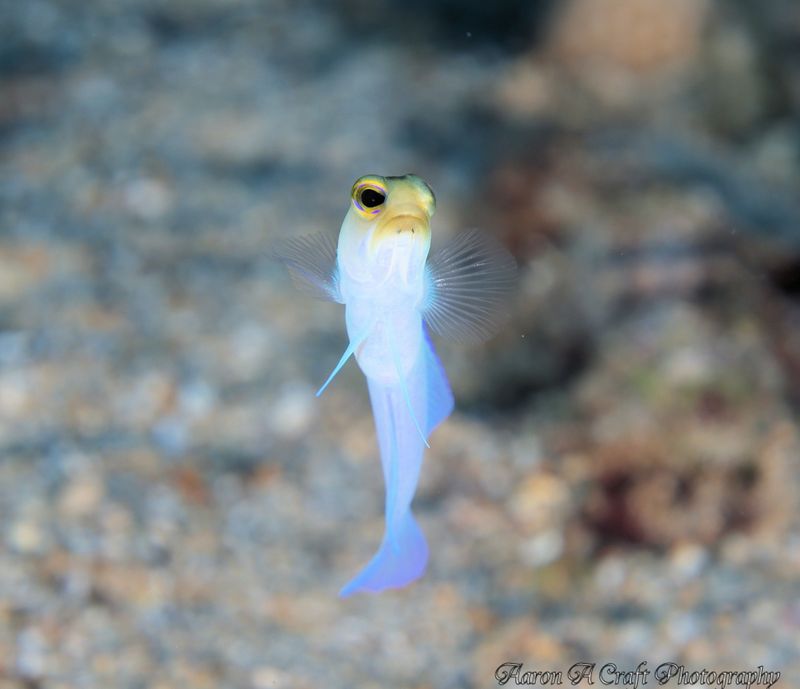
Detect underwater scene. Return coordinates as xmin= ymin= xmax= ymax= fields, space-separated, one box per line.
xmin=1 ymin=0 xmax=799 ymax=687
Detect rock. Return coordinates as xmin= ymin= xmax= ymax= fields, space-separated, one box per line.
xmin=7 ymin=518 xmax=48 ymax=555
xmin=58 ymin=473 xmax=105 ymax=518
xmin=509 ymin=473 xmax=569 ymax=533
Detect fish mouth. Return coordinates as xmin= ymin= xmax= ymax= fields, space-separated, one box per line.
xmin=365 ymin=211 xmax=429 ymax=286
xmin=368 ymin=213 xmax=429 ymax=253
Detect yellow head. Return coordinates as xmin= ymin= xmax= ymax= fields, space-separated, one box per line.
xmin=338 ymin=174 xmax=436 ymax=280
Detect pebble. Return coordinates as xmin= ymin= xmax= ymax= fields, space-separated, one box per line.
xmin=58 ymin=473 xmax=105 ymax=518
xmin=509 ymin=473 xmax=569 ymax=531
xmin=270 ymin=383 xmax=316 ymax=440
xmin=668 ymin=542 xmax=709 ymax=580
xmin=7 ymin=518 xmax=48 ymax=555
xmin=517 ymin=530 xmax=564 ymax=568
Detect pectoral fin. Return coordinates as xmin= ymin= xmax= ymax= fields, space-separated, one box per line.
xmin=271 ymin=233 xmax=342 ymax=303
xmin=423 ymin=229 xmax=517 ymax=342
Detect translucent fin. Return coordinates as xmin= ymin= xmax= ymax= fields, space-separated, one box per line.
xmin=271 ymin=233 xmax=342 ymax=303
xmin=387 ymin=321 xmax=429 ymax=449
xmin=315 ymin=325 xmax=371 ymax=397
xmin=340 ymin=334 xmax=454 ymax=596
xmin=342 ymin=374 xmax=430 ymax=597
xmin=423 ymin=229 xmax=517 ymax=342
xmin=315 ymin=339 xmax=356 ymax=397
xmin=398 ymin=374 xmax=429 ymax=449
xmin=339 ymin=512 xmax=428 ymax=597
xmin=421 ymin=328 xmax=454 ymax=435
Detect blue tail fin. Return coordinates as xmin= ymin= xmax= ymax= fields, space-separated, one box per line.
xmin=339 ymin=511 xmax=428 ymax=597
xmin=338 ymin=329 xmax=452 ymax=597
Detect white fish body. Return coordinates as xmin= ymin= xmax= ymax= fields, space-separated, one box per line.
xmin=275 ymin=174 xmax=516 ymax=595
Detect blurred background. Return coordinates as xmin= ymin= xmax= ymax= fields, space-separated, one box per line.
xmin=1 ymin=0 xmax=800 ymax=686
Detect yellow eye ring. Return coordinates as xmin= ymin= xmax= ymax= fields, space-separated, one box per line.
xmin=351 ymin=177 xmax=387 ymax=217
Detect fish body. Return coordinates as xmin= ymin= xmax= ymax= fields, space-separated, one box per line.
xmin=339 ymin=175 xmax=432 ymax=387
xmin=341 ymin=250 xmax=423 ymax=387
xmin=274 ymin=174 xmax=516 ymax=596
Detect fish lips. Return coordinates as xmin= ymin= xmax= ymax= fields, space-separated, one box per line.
xmin=368 ymin=212 xmax=430 ymax=254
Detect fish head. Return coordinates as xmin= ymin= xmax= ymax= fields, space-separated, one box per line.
xmin=338 ymin=174 xmax=436 ymax=284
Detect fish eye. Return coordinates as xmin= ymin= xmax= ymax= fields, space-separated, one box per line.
xmin=359 ymin=188 xmax=385 ymax=208
xmin=352 ymin=179 xmax=388 ymax=217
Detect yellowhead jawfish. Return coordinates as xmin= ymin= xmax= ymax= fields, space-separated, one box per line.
xmin=275 ymin=174 xmax=516 ymax=596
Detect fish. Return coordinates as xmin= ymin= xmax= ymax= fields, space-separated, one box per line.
xmin=274 ymin=174 xmax=516 ymax=596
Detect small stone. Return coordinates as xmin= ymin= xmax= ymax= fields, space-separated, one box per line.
xmin=58 ymin=473 xmax=105 ymax=518
xmin=251 ymin=666 xmax=291 ymax=689
xmin=270 ymin=383 xmax=315 ymax=440
xmin=594 ymin=555 xmax=627 ymax=593
xmin=8 ymin=519 xmax=47 ymax=555
xmin=509 ymin=473 xmax=569 ymax=531
xmin=0 ymin=245 xmax=49 ymax=301
xmin=518 ymin=530 xmax=564 ymax=568
xmin=669 ymin=542 xmax=708 ymax=580
xmin=123 ymin=177 xmax=173 ymax=221
xmin=662 ymin=346 xmax=712 ymax=385
xmin=171 ymin=466 xmax=210 ymax=505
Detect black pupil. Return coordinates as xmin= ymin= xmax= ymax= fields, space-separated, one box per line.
xmin=360 ymin=188 xmax=385 ymax=208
